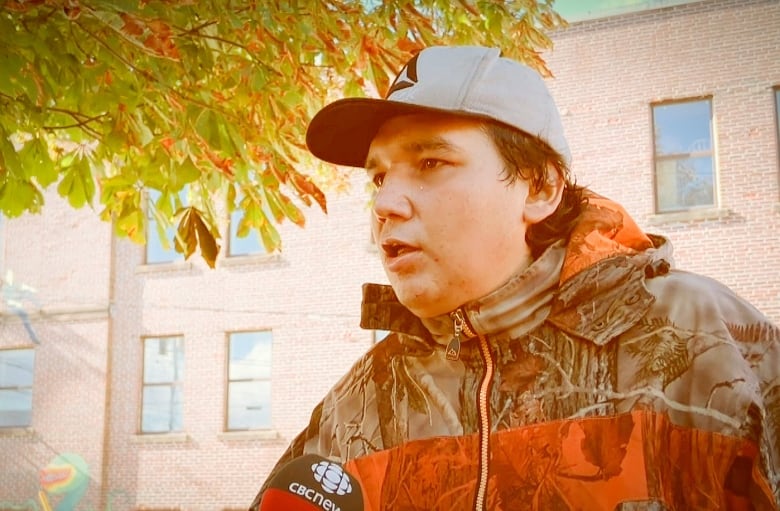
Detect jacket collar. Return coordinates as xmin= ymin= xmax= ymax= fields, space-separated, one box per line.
xmin=360 ymin=194 xmax=674 ymax=347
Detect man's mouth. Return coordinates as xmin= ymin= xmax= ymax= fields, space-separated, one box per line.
xmin=382 ymin=240 xmax=418 ymax=258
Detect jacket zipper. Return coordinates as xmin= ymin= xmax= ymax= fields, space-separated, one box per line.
xmin=474 ymin=333 xmax=492 ymax=511
xmin=449 ymin=309 xmax=493 ymax=511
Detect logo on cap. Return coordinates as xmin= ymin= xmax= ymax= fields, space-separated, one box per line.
xmin=386 ymin=53 xmax=419 ymax=98
xmin=311 ymin=460 xmax=353 ymax=496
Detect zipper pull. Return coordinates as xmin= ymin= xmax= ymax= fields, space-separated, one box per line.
xmin=446 ymin=309 xmax=464 ymax=361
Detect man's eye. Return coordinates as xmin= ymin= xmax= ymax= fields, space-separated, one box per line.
xmin=422 ymin=158 xmax=442 ymax=170
xmin=372 ymin=173 xmax=385 ymax=187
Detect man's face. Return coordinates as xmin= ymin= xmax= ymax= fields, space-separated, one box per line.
xmin=366 ymin=112 xmax=537 ymax=318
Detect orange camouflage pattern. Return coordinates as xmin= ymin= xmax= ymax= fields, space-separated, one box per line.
xmin=251 ymin=195 xmax=780 ymax=510
xmin=342 ymin=410 xmax=774 ymax=510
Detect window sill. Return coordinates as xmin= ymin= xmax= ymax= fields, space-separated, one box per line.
xmin=136 ymin=260 xmax=194 ymax=274
xmin=646 ymin=207 xmax=733 ymax=225
xmin=217 ymin=429 xmax=280 ymax=441
xmin=0 ymin=427 xmax=37 ymax=438
xmin=131 ymin=432 xmax=191 ymax=444
xmin=219 ymin=252 xmax=283 ymax=267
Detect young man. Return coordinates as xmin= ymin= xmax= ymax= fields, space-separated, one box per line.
xmin=251 ymin=46 xmax=779 ymax=510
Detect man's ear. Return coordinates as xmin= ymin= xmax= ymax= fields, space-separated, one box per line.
xmin=523 ymin=164 xmax=564 ymax=224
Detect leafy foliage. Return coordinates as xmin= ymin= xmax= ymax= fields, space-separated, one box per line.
xmin=0 ymin=0 xmax=564 ymax=266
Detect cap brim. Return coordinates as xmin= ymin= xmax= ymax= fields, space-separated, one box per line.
xmin=305 ymin=98 xmax=454 ymax=168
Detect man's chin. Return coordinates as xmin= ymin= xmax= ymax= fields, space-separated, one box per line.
xmin=393 ymin=287 xmax=450 ymax=319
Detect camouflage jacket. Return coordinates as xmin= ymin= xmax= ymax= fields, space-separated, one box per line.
xmin=251 ymin=196 xmax=780 ymax=510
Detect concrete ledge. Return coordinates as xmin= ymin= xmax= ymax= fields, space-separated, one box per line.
xmin=135 ymin=261 xmax=194 ymax=274
xmin=646 ymin=207 xmax=733 ymax=225
xmin=0 ymin=427 xmax=37 ymax=438
xmin=1 ymin=305 xmax=110 ymax=323
xmin=217 ymin=429 xmax=281 ymax=442
xmin=131 ymin=432 xmax=191 ymax=444
xmin=218 ymin=253 xmax=284 ymax=268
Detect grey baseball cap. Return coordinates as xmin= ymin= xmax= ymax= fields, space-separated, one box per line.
xmin=305 ymin=45 xmax=571 ymax=168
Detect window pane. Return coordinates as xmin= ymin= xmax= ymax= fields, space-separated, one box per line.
xmin=229 ymin=331 xmax=271 ymax=380
xmin=776 ymin=90 xmax=780 ymax=145
xmin=146 ymin=188 xmax=186 ymax=264
xmin=0 ymin=388 xmax=32 ymax=427
xmin=373 ymin=330 xmax=390 ymax=344
xmin=141 ymin=385 xmax=183 ymax=433
xmin=227 ymin=331 xmax=272 ymax=431
xmin=142 ymin=337 xmax=184 ymax=434
xmin=0 ymin=349 xmax=35 ymax=387
xmin=653 ymin=100 xmax=712 ymax=155
xmin=653 ymin=99 xmax=715 ymax=213
xmin=143 ymin=337 xmax=184 ymax=384
xmin=655 ymin=156 xmax=715 ymax=212
xmin=227 ymin=380 xmax=271 ymax=430
xmin=229 ymin=208 xmax=264 ymax=257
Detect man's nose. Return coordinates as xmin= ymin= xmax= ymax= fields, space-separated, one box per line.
xmin=372 ymin=172 xmax=414 ymax=222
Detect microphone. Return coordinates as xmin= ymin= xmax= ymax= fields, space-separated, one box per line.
xmin=259 ymin=454 xmax=364 ymax=511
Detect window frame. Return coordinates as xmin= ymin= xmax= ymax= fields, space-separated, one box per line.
xmin=226 ymin=189 xmax=269 ymax=258
xmin=225 ymin=330 xmax=273 ymax=432
xmin=651 ymin=97 xmax=717 ymax=214
xmin=145 ymin=188 xmax=188 ymax=265
xmin=226 ymin=208 xmax=266 ymax=258
xmin=774 ymin=87 xmax=780 ymax=177
xmin=0 ymin=348 xmax=35 ymax=428
xmin=372 ymin=330 xmax=390 ymax=344
xmin=140 ymin=335 xmax=185 ymax=434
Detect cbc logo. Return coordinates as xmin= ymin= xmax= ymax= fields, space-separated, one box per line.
xmin=311 ymin=461 xmax=353 ymax=496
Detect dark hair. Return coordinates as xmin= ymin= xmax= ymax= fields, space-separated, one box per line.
xmin=482 ymin=121 xmax=588 ymax=259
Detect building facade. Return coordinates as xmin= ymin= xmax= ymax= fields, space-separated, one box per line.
xmin=1 ymin=0 xmax=779 ymax=509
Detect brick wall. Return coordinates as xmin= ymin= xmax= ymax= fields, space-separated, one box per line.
xmin=0 ymin=195 xmax=111 ymax=510
xmin=544 ymin=0 xmax=780 ymax=321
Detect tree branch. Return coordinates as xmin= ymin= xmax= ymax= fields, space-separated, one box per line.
xmin=74 ymin=19 xmax=154 ymax=80
xmin=41 ymin=108 xmax=103 ymax=137
xmin=84 ymin=6 xmax=179 ymax=61
xmin=171 ymin=24 xmax=284 ymax=78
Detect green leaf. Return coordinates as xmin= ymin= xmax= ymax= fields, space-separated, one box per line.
xmin=0 ymin=129 xmax=22 ymax=176
xmin=57 ymin=158 xmax=95 ymax=209
xmin=0 ymin=178 xmax=43 ymax=217
xmin=134 ymin=111 xmax=154 ymax=147
xmin=0 ymin=53 xmax=26 ymax=97
xmin=259 ymin=218 xmax=281 ymax=253
xmin=278 ymin=193 xmax=305 ymax=227
xmin=19 ymin=137 xmax=56 ymax=186
xmin=171 ymin=157 xmax=201 ymax=191
xmin=194 ymin=109 xmax=217 ymax=147
xmin=115 ymin=209 xmax=145 ymax=244
xmin=264 ymin=188 xmax=285 ymax=223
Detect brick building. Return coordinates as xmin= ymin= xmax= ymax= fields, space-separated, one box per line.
xmin=1 ymin=0 xmax=778 ymax=509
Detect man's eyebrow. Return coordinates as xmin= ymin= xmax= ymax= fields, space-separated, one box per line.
xmin=365 ymin=135 xmax=460 ymax=169
xmin=403 ymin=136 xmax=458 ymax=154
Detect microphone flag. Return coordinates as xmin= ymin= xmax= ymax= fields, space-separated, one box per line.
xmin=259 ymin=454 xmax=364 ymax=511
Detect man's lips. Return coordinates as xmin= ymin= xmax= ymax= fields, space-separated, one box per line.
xmin=380 ymin=238 xmax=420 ymax=259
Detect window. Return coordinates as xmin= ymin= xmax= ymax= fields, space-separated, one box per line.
xmin=227 ymin=189 xmax=269 ymax=257
xmin=145 ymin=188 xmax=187 ymax=264
xmin=141 ymin=336 xmax=184 ymax=433
xmin=0 ymin=348 xmax=34 ymax=427
xmin=226 ymin=331 xmax=272 ymax=430
xmin=775 ymin=88 xmax=780 ymax=164
xmin=372 ymin=330 xmax=390 ymax=344
xmin=228 ymin=205 xmax=265 ymax=257
xmin=652 ymin=99 xmax=715 ymax=213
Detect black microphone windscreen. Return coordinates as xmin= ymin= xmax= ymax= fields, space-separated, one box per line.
xmin=259 ymin=454 xmax=364 ymax=511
